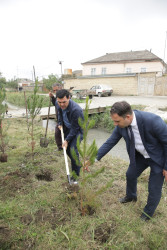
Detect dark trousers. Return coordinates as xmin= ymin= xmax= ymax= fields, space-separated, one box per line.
xmin=126 ymin=151 xmax=164 ymax=217
xmin=64 ymin=130 xmax=82 ymax=176
xmin=55 ymin=125 xmax=62 ymax=150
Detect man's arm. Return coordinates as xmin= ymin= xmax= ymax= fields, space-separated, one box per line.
xmin=152 ymin=117 xmax=167 ymax=171
xmin=49 ymin=91 xmax=56 ymax=106
xmin=65 ymin=109 xmax=83 ymax=142
xmin=96 ymin=127 xmax=122 ymax=161
xmin=84 ymin=127 xmax=122 ymax=171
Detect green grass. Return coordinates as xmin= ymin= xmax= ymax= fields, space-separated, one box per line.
xmin=6 ymin=92 xmax=85 ymax=108
xmin=6 ymin=92 xmax=50 ymax=108
xmin=0 ymin=118 xmax=167 ymax=249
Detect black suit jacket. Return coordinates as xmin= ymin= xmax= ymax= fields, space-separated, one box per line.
xmin=97 ymin=110 xmax=167 ymax=171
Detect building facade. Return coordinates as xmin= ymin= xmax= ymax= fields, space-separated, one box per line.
xmin=64 ymin=50 xmax=167 ymax=96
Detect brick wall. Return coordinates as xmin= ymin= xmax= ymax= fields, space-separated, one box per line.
xmin=63 ymin=73 xmax=167 ymax=96
xmin=154 ymin=74 xmax=167 ymax=96
xmin=63 ymin=76 xmax=138 ymax=95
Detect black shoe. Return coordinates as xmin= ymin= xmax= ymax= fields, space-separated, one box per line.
xmin=140 ymin=213 xmax=150 ymax=221
xmin=70 ymin=176 xmax=75 ymax=181
xmin=70 ymin=176 xmax=78 ymax=185
xmin=55 ymin=148 xmax=63 ymax=153
xmin=119 ymin=196 xmax=137 ymax=203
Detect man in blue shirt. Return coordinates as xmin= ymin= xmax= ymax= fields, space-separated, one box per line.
xmin=56 ymin=89 xmax=84 ymax=179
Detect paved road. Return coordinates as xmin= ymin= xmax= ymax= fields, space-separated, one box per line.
xmin=5 ymin=95 xmax=167 ymax=119
xmin=88 ymin=95 xmax=167 ymax=108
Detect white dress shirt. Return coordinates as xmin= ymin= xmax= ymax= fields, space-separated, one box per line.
xmin=130 ymin=112 xmax=150 ymax=158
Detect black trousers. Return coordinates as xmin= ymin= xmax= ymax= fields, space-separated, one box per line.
xmin=55 ymin=125 xmax=62 ymax=150
xmin=126 ymin=151 xmax=164 ymax=217
xmin=64 ymin=129 xmax=83 ymax=176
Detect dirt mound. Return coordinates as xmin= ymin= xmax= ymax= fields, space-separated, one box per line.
xmin=94 ymin=222 xmax=116 ymax=243
xmin=0 ymin=169 xmax=32 ymax=199
xmin=36 ymin=169 xmax=53 ymax=181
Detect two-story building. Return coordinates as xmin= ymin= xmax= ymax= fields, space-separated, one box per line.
xmin=82 ymin=50 xmax=165 ymax=76
xmin=64 ymin=50 xmax=167 ymax=96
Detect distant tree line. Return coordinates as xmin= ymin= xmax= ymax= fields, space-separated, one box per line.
xmin=0 ymin=72 xmax=18 ymax=89
xmin=0 ymin=72 xmax=62 ymax=91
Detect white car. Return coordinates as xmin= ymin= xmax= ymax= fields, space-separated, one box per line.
xmin=90 ymin=84 xmax=113 ymax=97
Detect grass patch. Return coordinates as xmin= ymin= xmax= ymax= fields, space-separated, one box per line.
xmin=6 ymin=92 xmax=50 ymax=108
xmin=6 ymin=92 xmax=85 ymax=108
xmin=0 ymin=118 xmax=166 ymax=249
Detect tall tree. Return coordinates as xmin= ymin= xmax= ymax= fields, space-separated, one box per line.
xmin=72 ymin=97 xmax=113 ymax=215
xmin=43 ymin=74 xmax=61 ymax=91
xmin=0 ymin=73 xmax=6 ymax=88
xmin=6 ymin=79 xmax=18 ymax=90
xmin=26 ymin=83 xmax=43 ymax=161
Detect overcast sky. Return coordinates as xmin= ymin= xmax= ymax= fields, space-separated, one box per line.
xmin=0 ymin=0 xmax=167 ymax=80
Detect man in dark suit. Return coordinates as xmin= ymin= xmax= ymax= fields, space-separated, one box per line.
xmin=56 ymin=89 xmax=84 ymax=179
xmin=94 ymin=101 xmax=167 ymax=221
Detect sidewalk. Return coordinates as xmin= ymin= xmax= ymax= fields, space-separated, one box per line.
xmin=5 ymin=96 xmax=167 ymax=120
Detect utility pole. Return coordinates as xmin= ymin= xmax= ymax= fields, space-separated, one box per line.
xmin=58 ymin=60 xmax=64 ymax=88
xmin=58 ymin=61 xmax=63 ymax=77
xmin=163 ymin=31 xmax=167 ymax=73
xmin=31 ymin=71 xmax=34 ymax=82
xmin=33 ymin=65 xmax=36 ymax=82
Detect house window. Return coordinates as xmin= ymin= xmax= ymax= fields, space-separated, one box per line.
xmin=101 ymin=67 xmax=106 ymax=75
xmin=126 ymin=68 xmax=132 ymax=73
xmin=91 ymin=68 xmax=96 ymax=75
xmin=141 ymin=67 xmax=146 ymax=72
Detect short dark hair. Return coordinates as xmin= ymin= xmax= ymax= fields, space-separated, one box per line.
xmin=56 ymin=89 xmax=70 ymax=99
xmin=110 ymin=101 xmax=132 ymax=117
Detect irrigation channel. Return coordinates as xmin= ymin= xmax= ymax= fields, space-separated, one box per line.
xmin=42 ymin=119 xmax=129 ymax=162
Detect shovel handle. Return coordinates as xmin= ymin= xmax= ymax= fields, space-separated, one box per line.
xmin=60 ymin=127 xmax=70 ymax=177
xmin=45 ymin=98 xmax=51 ymax=138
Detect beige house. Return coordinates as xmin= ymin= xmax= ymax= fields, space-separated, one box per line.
xmin=64 ymin=50 xmax=167 ymax=96
xmin=82 ymin=50 xmax=166 ymax=76
xmin=17 ymin=78 xmax=44 ymax=92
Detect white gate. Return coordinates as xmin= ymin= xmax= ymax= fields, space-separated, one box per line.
xmin=138 ymin=74 xmax=155 ymax=96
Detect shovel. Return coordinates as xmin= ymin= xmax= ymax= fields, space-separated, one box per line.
xmin=40 ymin=97 xmax=51 ymax=148
xmin=60 ymin=126 xmax=71 ymax=184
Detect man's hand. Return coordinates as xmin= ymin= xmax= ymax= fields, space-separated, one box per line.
xmin=62 ymin=140 xmax=68 ymax=150
xmin=49 ymin=91 xmax=53 ymax=97
xmin=58 ymin=125 xmax=62 ymax=130
xmin=84 ymin=160 xmax=91 ymax=172
xmin=163 ymin=169 xmax=167 ymax=182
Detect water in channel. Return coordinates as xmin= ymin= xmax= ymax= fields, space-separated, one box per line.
xmin=42 ymin=119 xmax=129 ymax=162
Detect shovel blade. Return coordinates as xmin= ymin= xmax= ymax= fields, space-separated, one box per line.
xmin=40 ymin=137 xmax=49 ymax=148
